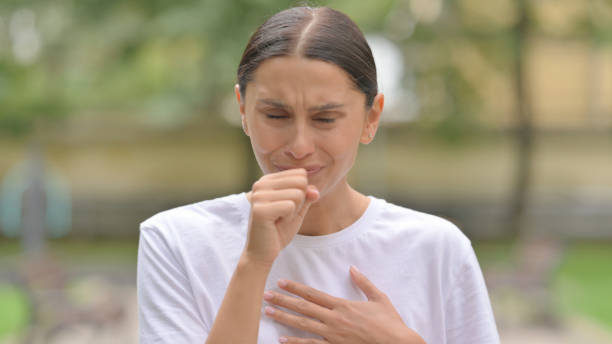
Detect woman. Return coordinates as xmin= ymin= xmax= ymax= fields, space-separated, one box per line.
xmin=138 ymin=6 xmax=500 ymax=344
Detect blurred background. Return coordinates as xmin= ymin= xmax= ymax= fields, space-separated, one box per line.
xmin=0 ymin=0 xmax=611 ymax=343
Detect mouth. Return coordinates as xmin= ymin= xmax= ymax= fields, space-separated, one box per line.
xmin=275 ymin=165 xmax=323 ymax=176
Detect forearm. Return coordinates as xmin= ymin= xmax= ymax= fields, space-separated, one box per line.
xmin=206 ymin=252 xmax=272 ymax=344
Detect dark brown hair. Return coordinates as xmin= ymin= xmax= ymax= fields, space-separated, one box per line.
xmin=237 ymin=6 xmax=378 ymax=107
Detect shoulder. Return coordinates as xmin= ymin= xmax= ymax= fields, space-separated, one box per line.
xmin=139 ymin=192 xmax=249 ymax=243
xmin=374 ymin=198 xmax=483 ymax=294
xmin=378 ymin=200 xmax=471 ymax=246
xmin=374 ymin=198 xmax=472 ymax=255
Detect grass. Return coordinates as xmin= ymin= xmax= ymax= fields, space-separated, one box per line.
xmin=554 ymin=242 xmax=612 ymax=331
xmin=0 ymin=239 xmax=137 ymax=340
xmin=0 ymin=239 xmax=138 ymax=267
xmin=0 ymin=285 xmax=29 ymax=339
xmin=474 ymin=240 xmax=612 ymax=332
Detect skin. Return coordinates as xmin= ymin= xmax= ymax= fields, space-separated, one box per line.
xmin=232 ymin=56 xmax=426 ymax=343
xmin=237 ymin=56 xmax=380 ymax=238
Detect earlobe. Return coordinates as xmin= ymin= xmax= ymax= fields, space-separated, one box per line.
xmin=241 ymin=118 xmax=249 ymax=136
xmin=360 ymin=126 xmax=376 ymax=144
xmin=360 ymin=122 xmax=377 ymax=144
xmin=240 ymin=113 xmax=250 ymax=136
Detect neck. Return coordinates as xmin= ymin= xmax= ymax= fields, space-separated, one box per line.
xmin=298 ymin=180 xmax=370 ymax=236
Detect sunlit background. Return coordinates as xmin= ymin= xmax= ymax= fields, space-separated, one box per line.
xmin=1 ymin=0 xmax=611 ymax=343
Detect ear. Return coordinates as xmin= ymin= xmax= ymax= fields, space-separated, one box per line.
xmin=235 ymin=84 xmax=249 ymax=136
xmin=360 ymin=93 xmax=384 ymax=144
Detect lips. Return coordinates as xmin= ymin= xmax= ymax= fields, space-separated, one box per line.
xmin=275 ymin=165 xmax=323 ymax=175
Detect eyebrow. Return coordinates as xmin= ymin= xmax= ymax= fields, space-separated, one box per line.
xmin=257 ymin=99 xmax=345 ymax=112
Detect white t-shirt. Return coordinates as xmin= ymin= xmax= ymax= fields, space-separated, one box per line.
xmin=137 ymin=193 xmax=500 ymax=344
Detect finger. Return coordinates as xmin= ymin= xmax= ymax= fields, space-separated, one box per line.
xmin=264 ymin=306 xmax=327 ymax=337
xmin=264 ymin=290 xmax=333 ymax=322
xmin=297 ymin=186 xmax=319 ymax=218
xmin=255 ymin=175 xmax=309 ymax=192
xmin=251 ymin=189 xmax=306 ymax=214
xmin=278 ymin=335 xmax=328 ymax=344
xmin=252 ymin=201 xmax=296 ymax=223
xmin=263 ymin=168 xmax=308 ymax=179
xmin=349 ymin=265 xmax=385 ymax=302
xmin=277 ymin=279 xmax=338 ymax=310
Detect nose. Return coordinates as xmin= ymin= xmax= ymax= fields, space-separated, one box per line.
xmin=285 ymin=123 xmax=315 ymax=160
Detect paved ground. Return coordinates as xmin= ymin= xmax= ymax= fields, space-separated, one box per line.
xmin=502 ymin=317 xmax=612 ymax=344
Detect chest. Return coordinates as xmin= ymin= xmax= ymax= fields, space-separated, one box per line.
xmin=252 ymin=249 xmax=445 ymax=342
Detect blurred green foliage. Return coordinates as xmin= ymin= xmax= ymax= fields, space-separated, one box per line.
xmin=1 ymin=0 xmax=611 ymax=138
xmin=0 ymin=0 xmax=399 ymax=136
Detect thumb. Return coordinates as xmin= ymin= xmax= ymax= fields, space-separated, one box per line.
xmin=297 ymin=185 xmax=319 ymax=217
xmin=350 ymin=265 xmax=384 ymax=302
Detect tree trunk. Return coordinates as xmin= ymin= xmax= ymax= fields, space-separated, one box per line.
xmin=507 ymin=0 xmax=534 ymax=240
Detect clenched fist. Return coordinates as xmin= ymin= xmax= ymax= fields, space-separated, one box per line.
xmin=244 ymin=168 xmax=319 ymax=266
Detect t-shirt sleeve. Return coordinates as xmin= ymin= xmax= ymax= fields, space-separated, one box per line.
xmin=137 ymin=223 xmax=209 ymax=343
xmin=444 ymin=244 xmax=500 ymax=344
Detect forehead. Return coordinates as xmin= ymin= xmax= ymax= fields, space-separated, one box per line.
xmin=248 ymin=56 xmax=363 ymax=104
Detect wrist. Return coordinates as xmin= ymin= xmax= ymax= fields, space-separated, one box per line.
xmin=239 ymin=251 xmax=275 ymax=271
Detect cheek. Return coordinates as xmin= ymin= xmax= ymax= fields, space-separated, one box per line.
xmin=324 ymin=128 xmax=362 ymax=162
xmin=248 ymin=119 xmax=282 ymax=155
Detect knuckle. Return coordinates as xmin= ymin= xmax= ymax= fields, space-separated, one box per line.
xmin=333 ymin=302 xmax=348 ymax=313
xmin=288 ymin=202 xmax=297 ymax=214
xmin=298 ymin=175 xmax=308 ymax=185
xmin=292 ymin=188 xmax=306 ymax=201
xmin=330 ymin=313 xmax=351 ymax=329
xmin=295 ymin=299 xmax=309 ymax=312
xmin=334 ymin=301 xmax=355 ymax=314
xmin=252 ymin=179 xmax=266 ymax=191
xmin=304 ymin=289 xmax=316 ymax=301
xmin=297 ymin=317 xmax=310 ymax=329
xmin=280 ymin=201 xmax=296 ymax=214
xmin=251 ymin=191 xmax=263 ymax=202
xmin=291 ymin=175 xmax=306 ymax=187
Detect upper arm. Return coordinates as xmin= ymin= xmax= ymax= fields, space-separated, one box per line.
xmin=137 ymin=223 xmax=209 ymax=343
xmin=444 ymin=245 xmax=500 ymax=344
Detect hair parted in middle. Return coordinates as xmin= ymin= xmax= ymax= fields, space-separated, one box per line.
xmin=236 ymin=6 xmax=378 ymax=107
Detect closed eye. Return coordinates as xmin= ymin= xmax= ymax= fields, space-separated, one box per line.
xmin=315 ymin=118 xmax=335 ymax=123
xmin=266 ymin=114 xmax=289 ymax=119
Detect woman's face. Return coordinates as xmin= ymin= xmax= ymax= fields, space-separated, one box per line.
xmin=236 ymin=56 xmax=383 ymax=197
